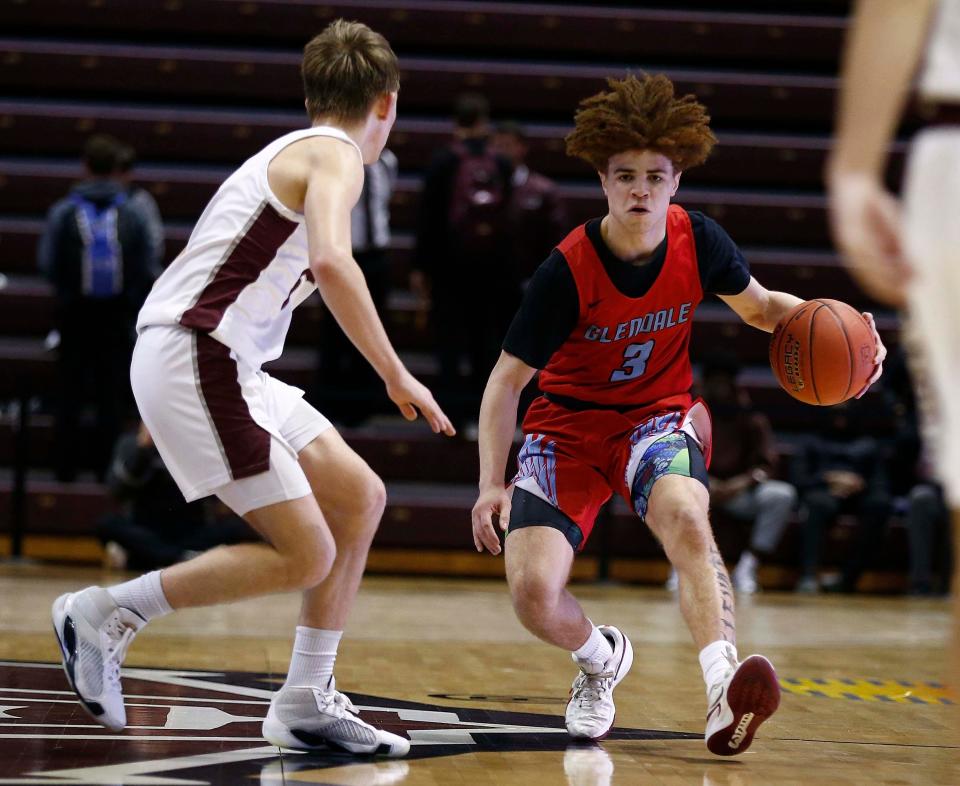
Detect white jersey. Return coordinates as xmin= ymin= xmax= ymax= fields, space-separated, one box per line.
xmin=137 ymin=126 xmax=363 ymax=368
xmin=919 ymin=0 xmax=960 ymax=103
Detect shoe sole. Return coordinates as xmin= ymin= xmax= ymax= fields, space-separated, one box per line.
xmin=262 ymin=714 xmax=410 ymax=757
xmin=566 ymin=627 xmax=634 ymax=741
xmin=706 ymin=655 xmax=780 ymax=756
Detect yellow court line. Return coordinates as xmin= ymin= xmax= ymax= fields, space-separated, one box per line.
xmin=779 ymin=677 xmax=955 ymax=705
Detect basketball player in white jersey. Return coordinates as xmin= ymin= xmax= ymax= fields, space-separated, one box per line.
xmin=827 ymin=0 xmax=960 ymax=693
xmin=51 ymin=20 xmax=454 ymax=756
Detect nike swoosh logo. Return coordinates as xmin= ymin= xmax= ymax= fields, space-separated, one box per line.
xmin=706 ymin=699 xmax=722 ymax=723
xmin=587 ymin=299 xmax=602 ymax=309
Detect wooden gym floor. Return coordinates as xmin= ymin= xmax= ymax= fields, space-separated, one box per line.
xmin=0 ymin=564 xmax=956 ymax=785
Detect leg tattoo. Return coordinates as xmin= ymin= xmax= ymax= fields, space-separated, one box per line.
xmin=709 ymin=543 xmax=736 ymax=643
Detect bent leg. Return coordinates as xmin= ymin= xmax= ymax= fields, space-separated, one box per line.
xmin=296 ymin=427 xmax=387 ymax=630
xmin=504 ymin=525 xmax=589 ymax=650
xmin=645 ymin=474 xmax=733 ymax=649
xmin=161 ymin=493 xmax=336 ymax=609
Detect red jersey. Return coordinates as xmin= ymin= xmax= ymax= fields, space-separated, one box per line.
xmin=538 ymin=205 xmax=702 ymax=412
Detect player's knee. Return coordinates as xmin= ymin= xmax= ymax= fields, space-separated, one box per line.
xmin=362 ymin=473 xmax=387 ymax=524
xmin=509 ymin=571 xmax=561 ymax=625
xmin=346 ymin=472 xmax=387 ymax=544
xmin=288 ymin=529 xmax=337 ymax=589
xmin=662 ymin=505 xmax=713 ymax=563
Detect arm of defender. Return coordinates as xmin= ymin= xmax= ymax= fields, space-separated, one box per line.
xmin=827 ymin=0 xmax=937 ymax=305
xmin=830 ymin=0 xmax=935 ymax=181
xmin=303 ymin=140 xmax=454 ymax=435
xmin=472 ymin=351 xmax=538 ymax=555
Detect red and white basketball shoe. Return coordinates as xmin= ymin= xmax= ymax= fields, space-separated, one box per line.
xmin=705 ymin=653 xmax=781 ymax=755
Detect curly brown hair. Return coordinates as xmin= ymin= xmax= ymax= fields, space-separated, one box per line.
xmin=565 ymin=74 xmax=716 ymax=172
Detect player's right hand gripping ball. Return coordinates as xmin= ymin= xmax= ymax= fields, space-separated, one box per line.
xmin=769 ymin=299 xmax=878 ymax=406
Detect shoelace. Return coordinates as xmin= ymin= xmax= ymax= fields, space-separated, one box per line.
xmin=102 ymin=615 xmax=138 ymax=689
xmin=573 ymin=671 xmax=614 ymax=708
xmin=317 ymin=689 xmax=361 ymax=720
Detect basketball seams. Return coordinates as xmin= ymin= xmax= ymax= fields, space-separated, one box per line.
xmin=772 ymin=301 xmax=812 ymax=393
xmin=820 ymin=300 xmax=856 ymax=402
xmin=807 ymin=302 xmax=825 ymax=405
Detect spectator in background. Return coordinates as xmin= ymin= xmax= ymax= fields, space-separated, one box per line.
xmin=315 ymin=149 xmax=398 ymax=425
xmin=114 ymin=144 xmax=165 ymax=274
xmin=100 ymin=423 xmax=256 ymax=571
xmin=38 ymin=134 xmax=155 ymax=481
xmin=490 ymin=121 xmax=568 ymax=286
xmin=882 ymin=346 xmax=952 ymax=596
xmin=792 ymin=400 xmax=893 ymax=593
xmin=666 ymin=355 xmax=797 ymax=593
xmin=907 ymin=478 xmax=951 ymax=595
xmin=412 ymin=93 xmax=514 ymax=431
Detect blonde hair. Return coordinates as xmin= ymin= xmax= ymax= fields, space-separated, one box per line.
xmin=565 ymin=73 xmax=716 ymax=172
xmin=302 ymin=19 xmax=400 ymax=123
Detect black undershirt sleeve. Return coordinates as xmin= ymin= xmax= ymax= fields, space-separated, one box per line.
xmin=502 ymin=250 xmax=579 ymax=369
xmin=501 ymin=211 xmax=749 ymax=370
xmin=690 ymin=211 xmax=751 ymax=296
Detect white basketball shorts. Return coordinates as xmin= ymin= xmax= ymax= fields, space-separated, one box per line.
xmin=903 ymin=126 xmax=960 ymax=507
xmin=130 ymin=325 xmax=331 ymax=516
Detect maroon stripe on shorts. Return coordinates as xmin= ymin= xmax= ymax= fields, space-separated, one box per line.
xmin=194 ymin=332 xmax=271 ymax=480
xmin=180 ymin=201 xmax=298 ymax=332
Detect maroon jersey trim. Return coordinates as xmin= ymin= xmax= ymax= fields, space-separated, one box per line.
xmin=192 ymin=332 xmax=271 ymax=481
xmin=180 ymin=201 xmax=299 ymax=332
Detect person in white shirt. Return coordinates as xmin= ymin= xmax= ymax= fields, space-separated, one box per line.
xmin=51 ymin=19 xmax=453 ymax=757
xmin=827 ymin=0 xmax=960 ymax=696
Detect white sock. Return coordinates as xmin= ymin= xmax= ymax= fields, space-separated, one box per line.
xmin=699 ymin=640 xmax=739 ymax=693
xmin=107 ymin=570 xmax=173 ymax=622
xmin=572 ymin=622 xmax=614 ymax=674
xmin=285 ymin=626 xmax=342 ymax=689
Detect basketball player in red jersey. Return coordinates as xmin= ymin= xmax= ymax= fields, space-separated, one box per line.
xmin=472 ymin=74 xmax=885 ymax=755
xmin=51 ymin=21 xmax=453 ymax=756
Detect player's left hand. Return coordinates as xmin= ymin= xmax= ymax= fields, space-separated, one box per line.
xmin=828 ymin=172 xmax=910 ymax=308
xmin=854 ymin=311 xmax=887 ymax=399
xmin=471 ymin=483 xmax=512 ymax=555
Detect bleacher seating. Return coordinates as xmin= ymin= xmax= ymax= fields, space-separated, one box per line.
xmin=0 ymin=158 xmax=839 ymax=246
xmin=1 ymin=0 xmax=916 ymax=588
xmin=2 ymin=1 xmax=849 ymax=70
xmin=2 ymin=101 xmax=908 ymax=189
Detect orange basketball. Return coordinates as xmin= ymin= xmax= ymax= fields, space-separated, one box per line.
xmin=769 ymin=299 xmax=877 ymax=406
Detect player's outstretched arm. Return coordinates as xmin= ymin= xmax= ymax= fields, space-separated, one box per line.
xmin=719 ymin=277 xmax=803 ymax=333
xmin=300 ymin=138 xmax=454 ymax=435
xmin=472 ymin=352 xmax=537 ymax=555
xmin=722 ymin=277 xmax=887 ymax=395
xmin=827 ymin=0 xmax=937 ymax=306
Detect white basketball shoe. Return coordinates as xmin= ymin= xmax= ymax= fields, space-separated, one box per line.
xmin=705 ymin=652 xmax=780 ymax=755
xmin=565 ymin=625 xmax=634 ymax=739
xmin=51 ymin=586 xmax=146 ymax=731
xmin=263 ymin=678 xmax=410 ymax=757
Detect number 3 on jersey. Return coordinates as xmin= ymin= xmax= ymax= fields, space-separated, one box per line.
xmin=610 ymin=340 xmax=655 ymax=382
